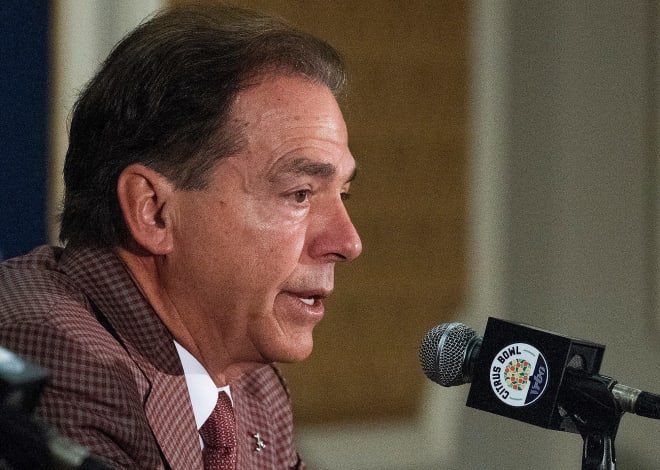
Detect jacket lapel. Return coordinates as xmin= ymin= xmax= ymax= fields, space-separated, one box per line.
xmin=60 ymin=247 xmax=203 ymax=469
xmin=232 ymin=364 xmax=299 ymax=468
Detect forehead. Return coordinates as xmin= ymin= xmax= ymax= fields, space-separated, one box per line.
xmin=227 ymin=75 xmax=355 ymax=178
xmin=231 ymin=75 xmax=347 ymax=134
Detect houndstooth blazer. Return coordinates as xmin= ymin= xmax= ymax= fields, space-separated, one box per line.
xmin=0 ymin=246 xmax=304 ymax=469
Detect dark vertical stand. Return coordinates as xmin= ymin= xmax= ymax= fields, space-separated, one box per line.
xmin=581 ymin=433 xmax=617 ymax=470
xmin=559 ymin=369 xmax=623 ymax=470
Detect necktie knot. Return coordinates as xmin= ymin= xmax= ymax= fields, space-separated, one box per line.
xmin=199 ymin=391 xmax=237 ymax=470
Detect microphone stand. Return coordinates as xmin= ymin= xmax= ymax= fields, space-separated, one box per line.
xmin=559 ymin=368 xmax=623 ymax=470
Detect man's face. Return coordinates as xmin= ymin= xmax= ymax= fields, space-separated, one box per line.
xmin=166 ymin=76 xmax=362 ymax=366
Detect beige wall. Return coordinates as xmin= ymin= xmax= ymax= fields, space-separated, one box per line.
xmin=448 ymin=2 xmax=660 ymax=469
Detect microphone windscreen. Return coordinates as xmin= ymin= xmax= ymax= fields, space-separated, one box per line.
xmin=419 ymin=322 xmax=477 ymax=387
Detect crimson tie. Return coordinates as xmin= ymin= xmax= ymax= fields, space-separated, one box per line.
xmin=199 ymin=391 xmax=237 ymax=470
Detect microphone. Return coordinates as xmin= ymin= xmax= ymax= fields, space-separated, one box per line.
xmin=0 ymin=404 xmax=113 ymax=470
xmin=419 ymin=318 xmax=660 ymax=433
xmin=1 ymin=345 xmax=113 ymax=469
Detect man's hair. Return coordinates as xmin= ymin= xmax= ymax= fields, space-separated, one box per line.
xmin=59 ymin=4 xmax=347 ymax=248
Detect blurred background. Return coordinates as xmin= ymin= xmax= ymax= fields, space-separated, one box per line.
xmin=1 ymin=1 xmax=659 ymax=468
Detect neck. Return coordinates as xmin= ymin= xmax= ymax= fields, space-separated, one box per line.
xmin=115 ymin=246 xmax=257 ymax=386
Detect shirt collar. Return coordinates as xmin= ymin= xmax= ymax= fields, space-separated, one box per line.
xmin=174 ymin=341 xmax=232 ymax=430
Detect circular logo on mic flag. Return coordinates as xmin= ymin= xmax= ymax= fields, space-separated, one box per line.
xmin=489 ymin=343 xmax=549 ymax=407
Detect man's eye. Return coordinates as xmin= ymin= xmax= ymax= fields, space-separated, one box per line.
xmin=293 ymin=190 xmax=309 ymax=203
xmin=340 ymin=192 xmax=351 ymax=202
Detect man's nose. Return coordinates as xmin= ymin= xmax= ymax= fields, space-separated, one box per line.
xmin=308 ymin=201 xmax=362 ymax=262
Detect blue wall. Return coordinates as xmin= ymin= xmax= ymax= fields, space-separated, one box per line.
xmin=0 ymin=2 xmax=50 ymax=260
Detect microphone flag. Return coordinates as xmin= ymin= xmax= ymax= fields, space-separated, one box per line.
xmin=466 ymin=317 xmax=605 ymax=431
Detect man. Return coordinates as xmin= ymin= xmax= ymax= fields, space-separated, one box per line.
xmin=0 ymin=4 xmax=361 ymax=469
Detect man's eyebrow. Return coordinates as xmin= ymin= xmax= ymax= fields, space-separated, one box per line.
xmin=268 ymin=158 xmax=357 ymax=183
xmin=269 ymin=158 xmax=352 ymax=182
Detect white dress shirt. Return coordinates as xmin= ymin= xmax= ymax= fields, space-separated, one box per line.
xmin=174 ymin=341 xmax=232 ymax=447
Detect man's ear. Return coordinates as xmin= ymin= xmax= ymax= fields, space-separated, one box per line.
xmin=117 ymin=163 xmax=175 ymax=255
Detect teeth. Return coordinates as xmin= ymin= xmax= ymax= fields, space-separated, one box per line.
xmin=300 ymin=297 xmax=315 ymax=305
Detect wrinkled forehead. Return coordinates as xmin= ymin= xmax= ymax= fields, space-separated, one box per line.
xmin=230 ymin=75 xmax=347 ymax=137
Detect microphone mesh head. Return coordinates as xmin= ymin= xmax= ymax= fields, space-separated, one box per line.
xmin=419 ymin=322 xmax=477 ymax=387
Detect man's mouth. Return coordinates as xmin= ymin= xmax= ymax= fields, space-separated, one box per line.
xmin=290 ymin=290 xmax=330 ymax=307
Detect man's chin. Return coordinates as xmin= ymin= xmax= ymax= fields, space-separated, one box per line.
xmin=268 ymin=335 xmax=315 ymax=364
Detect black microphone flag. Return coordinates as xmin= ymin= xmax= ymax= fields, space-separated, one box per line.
xmin=465 ymin=317 xmax=605 ymax=432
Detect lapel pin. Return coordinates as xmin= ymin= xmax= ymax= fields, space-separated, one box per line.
xmin=252 ymin=432 xmax=267 ymax=452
